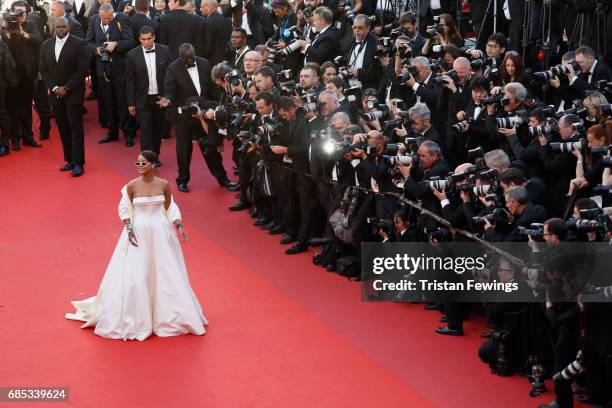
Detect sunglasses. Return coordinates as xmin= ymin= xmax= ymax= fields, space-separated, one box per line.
xmin=135 ymin=161 xmax=150 ymax=166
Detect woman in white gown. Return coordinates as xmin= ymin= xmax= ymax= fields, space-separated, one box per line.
xmin=66 ymin=151 xmax=208 ymax=341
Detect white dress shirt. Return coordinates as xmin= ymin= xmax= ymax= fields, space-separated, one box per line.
xmin=142 ymin=46 xmax=158 ymax=95
xmin=74 ymin=0 xmax=84 ymax=14
xmin=187 ymin=64 xmax=201 ymax=96
xmin=55 ymin=34 xmax=69 ymax=62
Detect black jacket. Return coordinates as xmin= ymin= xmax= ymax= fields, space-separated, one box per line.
xmin=570 ymin=59 xmax=612 ymax=93
xmin=163 ymin=56 xmax=212 ymax=122
xmin=86 ymin=13 xmax=135 ymax=77
xmin=196 ymin=11 xmax=232 ymax=67
xmin=39 ymin=34 xmax=90 ymax=105
xmin=2 ymin=19 xmax=42 ymax=81
xmin=126 ymin=43 xmax=170 ymax=109
xmin=283 ymin=114 xmax=310 ymax=174
xmin=304 ymin=25 xmax=340 ymax=65
xmin=129 ymin=12 xmax=160 ymax=41
xmin=345 ymin=32 xmax=380 ymax=91
xmin=158 ymin=9 xmax=203 ymax=60
xmin=484 ymin=203 xmax=548 ymax=242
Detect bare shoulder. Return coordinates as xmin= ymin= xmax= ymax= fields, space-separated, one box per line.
xmin=126 ymin=177 xmax=141 ymax=192
xmin=155 ymin=177 xmax=170 ymax=187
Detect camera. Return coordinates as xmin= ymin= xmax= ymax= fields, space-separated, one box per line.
xmin=433 ymin=69 xmax=459 ymax=85
xmin=527 ymin=124 xmax=554 ymax=137
xmin=338 ymin=0 xmax=356 ymax=22
xmin=382 ymin=154 xmax=417 ymax=167
xmin=427 ymin=227 xmax=452 ymax=242
xmin=98 ymin=46 xmax=111 ymax=62
xmin=424 ymin=24 xmax=443 ymax=39
xmin=554 ymin=106 xmax=588 ymax=120
xmin=451 ymin=118 xmax=475 ymax=133
xmin=371 ymin=218 xmax=394 ymax=235
xmin=178 ymin=100 xmax=200 ymax=115
xmin=533 ymin=61 xmax=580 ymax=81
xmin=6 ymin=11 xmax=23 ymax=33
xmin=517 ymin=223 xmax=545 ymax=240
xmin=550 ymin=137 xmax=587 ymax=153
xmin=552 ymin=350 xmax=585 ymax=382
xmin=302 ymin=5 xmax=314 ymax=18
xmin=225 ymin=69 xmax=242 ymax=87
xmin=420 ymin=176 xmax=451 ymax=192
xmin=496 ymin=115 xmax=527 ymax=129
xmin=470 ymin=57 xmax=497 ymax=71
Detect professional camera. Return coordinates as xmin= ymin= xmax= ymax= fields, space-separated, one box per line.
xmin=490 ymin=331 xmax=513 ymax=377
xmin=426 ymin=227 xmax=452 ymax=242
xmin=518 ymin=223 xmax=545 ymax=240
xmin=98 ymin=46 xmax=111 ymax=63
xmin=565 ymin=218 xmax=610 ymax=233
xmin=334 ymin=56 xmax=350 ymax=80
xmin=481 ymin=95 xmax=510 ymax=106
xmin=451 ymin=117 xmax=475 ymax=133
xmin=420 ymin=176 xmax=451 ymax=192
xmin=550 ymin=137 xmax=587 ymax=153
xmin=433 ymin=69 xmax=459 ymax=85
xmin=255 ymin=120 xmax=279 ymax=139
xmin=552 ymin=350 xmax=585 ymax=382
xmin=178 ymin=100 xmax=200 ymax=115
xmin=533 ymin=61 xmax=580 ymax=81
xmin=302 ymin=5 xmax=314 ymax=18
xmin=382 ymin=154 xmax=417 ymax=167
xmin=6 ymin=11 xmax=24 ymax=33
xmin=370 ymin=218 xmax=394 ymax=235
xmin=338 ymin=0 xmax=356 ymax=22
xmin=467 ymin=147 xmax=487 ymax=170
xmin=362 ymin=104 xmax=390 ymax=122
xmin=225 ymin=69 xmax=243 ymax=87
xmin=470 ymin=56 xmax=498 ymax=71
xmin=602 ymin=156 xmax=612 ymax=168
xmin=554 ymin=106 xmax=588 ymax=120
xmin=527 ymin=124 xmax=554 ymax=137
xmin=496 ymin=113 xmax=528 ymax=129
xmin=424 ymin=23 xmax=443 ymax=39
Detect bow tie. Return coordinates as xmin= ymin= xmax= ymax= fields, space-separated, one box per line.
xmin=356 ymin=41 xmax=363 ymax=45
xmin=474 ymin=104 xmax=482 ymax=108
xmin=145 ymin=49 xmax=155 ymax=53
xmin=185 ymin=62 xmax=196 ymax=68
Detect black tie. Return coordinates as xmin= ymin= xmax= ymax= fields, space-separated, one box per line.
xmin=185 ymin=63 xmax=195 ymax=68
xmin=146 ymin=49 xmax=155 ymax=53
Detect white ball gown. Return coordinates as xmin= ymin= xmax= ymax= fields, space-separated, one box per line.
xmin=65 ymin=186 xmax=208 ymax=341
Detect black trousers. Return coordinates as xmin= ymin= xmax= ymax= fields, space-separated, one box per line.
xmin=7 ymin=79 xmax=34 ymax=139
xmin=294 ymin=173 xmax=318 ymax=244
xmin=54 ymin=101 xmax=85 ymax=165
xmin=100 ymin=76 xmax=136 ymax=138
xmin=0 ymin=87 xmax=11 ymax=146
xmin=175 ymin=117 xmax=228 ymax=184
xmin=136 ymin=95 xmax=165 ymax=155
xmin=33 ymin=78 xmax=52 ymax=133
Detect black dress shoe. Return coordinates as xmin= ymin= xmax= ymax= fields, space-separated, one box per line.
xmin=39 ymin=129 xmax=50 ymax=140
xmin=260 ymin=221 xmax=276 ymax=231
xmin=268 ymin=225 xmax=284 ymax=235
xmin=71 ymin=165 xmax=84 ymax=177
xmin=11 ymin=139 xmax=20 ymax=151
xmin=23 ymin=137 xmax=42 ymax=147
xmin=247 ymin=208 xmax=257 ymax=217
xmin=435 ymin=326 xmax=463 ymax=336
xmin=228 ymin=183 xmax=241 ymax=192
xmin=279 ymin=234 xmax=295 ymax=245
xmin=538 ymin=402 xmax=559 ymax=408
xmin=285 ymin=243 xmax=308 ymax=255
xmin=325 ymin=263 xmax=335 ymax=272
xmin=0 ymin=145 xmax=9 ymax=156
xmin=218 ymin=178 xmax=238 ymax=189
xmin=99 ymin=134 xmax=119 ymax=144
xmin=177 ymin=183 xmax=190 ymax=193
xmin=234 ymin=193 xmax=241 ymax=200
xmin=59 ymin=163 xmax=74 ymax=172
xmin=439 ymin=315 xmax=448 ymax=323
xmin=252 ymin=217 xmax=268 ymax=226
xmin=480 ymin=330 xmax=493 ymax=338
xmin=229 ymin=201 xmax=249 ymax=211
xmin=125 ymin=135 xmax=134 ymax=147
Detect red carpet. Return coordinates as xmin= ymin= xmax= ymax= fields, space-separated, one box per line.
xmin=0 ymin=103 xmax=557 ymax=407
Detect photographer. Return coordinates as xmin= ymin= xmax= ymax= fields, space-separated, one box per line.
xmin=453 ymin=78 xmax=492 ymax=159
xmin=421 ymin=13 xmax=463 ymax=57
xmin=2 ymin=2 xmax=43 ymax=150
xmin=467 ymin=33 xmax=506 ymax=61
xmin=399 ymin=56 xmax=441 ymax=126
xmin=298 ymin=6 xmax=339 ymax=65
xmin=483 ymin=185 xmax=548 ymax=242
xmin=538 ymin=114 xmax=582 ymax=217
xmin=499 ymin=167 xmax=547 ymax=208
xmin=396 ymin=12 xmax=425 ymax=59
xmin=505 ymin=107 xmax=549 ymax=179
xmin=436 ymin=56 xmax=473 ymax=165
xmin=298 ymin=63 xmax=323 ymax=95
xmin=396 ymin=140 xmax=451 ymax=231
xmin=433 ymin=162 xmax=478 ymax=232
xmin=568 ymin=124 xmax=611 ymax=197
xmin=407 ymin=102 xmax=443 ymax=147
xmin=86 ymin=3 xmax=137 ymax=146
xmin=270 ymin=96 xmax=317 ymax=254
xmin=346 ymin=14 xmax=379 ymax=90
xmin=567 ymin=46 xmax=611 ymax=94
xmin=0 ymin=21 xmax=14 ymax=157
xmin=582 ymin=91 xmax=612 ymax=128
xmin=546 ymin=51 xmax=582 ymax=112
xmin=253 ymin=65 xmax=281 ymax=100
xmin=485 ymin=82 xmax=529 ymax=157
xmin=378 ymin=209 xmax=417 ymax=242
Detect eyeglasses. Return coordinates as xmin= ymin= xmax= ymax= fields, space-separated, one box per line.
xmin=135 ymin=161 xmax=150 ymax=166
xmin=486 ymin=43 xmax=500 ymax=49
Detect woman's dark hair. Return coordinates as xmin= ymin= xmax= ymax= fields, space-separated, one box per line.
xmin=440 ymin=44 xmax=461 ymax=60
xmin=500 ymin=51 xmax=524 ymax=84
xmin=439 ymin=14 xmax=461 ymax=41
xmin=139 ymin=150 xmax=158 ymax=163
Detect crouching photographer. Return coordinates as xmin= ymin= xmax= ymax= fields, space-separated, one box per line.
xmin=377 ymin=209 xmax=417 ymax=242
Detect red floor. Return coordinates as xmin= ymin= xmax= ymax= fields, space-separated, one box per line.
xmin=0 ymin=104 xmax=555 ymax=407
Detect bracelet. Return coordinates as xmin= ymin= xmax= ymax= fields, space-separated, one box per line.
xmin=577 ymin=161 xmax=583 ymax=164
xmin=176 ymin=223 xmax=184 ymax=230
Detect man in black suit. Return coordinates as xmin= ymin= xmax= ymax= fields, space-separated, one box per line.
xmin=0 ymin=40 xmax=15 ymax=157
xmin=567 ymin=45 xmax=612 ymax=93
xmin=126 ymin=25 xmax=169 ymax=164
xmin=2 ymin=3 xmax=43 ymax=150
xmin=222 ymin=0 xmax=265 ymax=48
xmin=158 ymin=0 xmax=203 ymax=59
xmin=50 ymin=0 xmax=87 ymax=39
xmin=407 ymin=102 xmax=444 ymax=148
xmin=196 ymin=0 xmax=231 ymax=67
xmin=346 ymin=14 xmax=380 ymax=91
xmin=225 ymin=28 xmax=250 ymax=72
xmin=87 ymin=3 xmax=137 ymax=145
xmin=67 ymin=0 xmax=95 ymax=33
xmin=159 ymin=43 xmax=235 ymax=192
xmin=400 ymin=56 xmax=441 ymax=123
xmin=39 ymin=17 xmax=90 ymax=176
xmin=298 ymin=6 xmax=338 ymax=65
xmin=129 ymin=0 xmax=160 ymax=39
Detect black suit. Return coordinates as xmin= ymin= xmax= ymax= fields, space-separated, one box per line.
xmin=164 ymin=57 xmax=228 ymax=185
xmin=346 ymin=32 xmax=380 ymax=91
xmin=86 ymin=13 xmax=137 ymax=139
xmin=129 ymin=12 xmax=160 ymax=40
xmin=222 ymin=0 xmax=266 ymax=47
xmin=570 ymin=60 xmax=612 ymax=93
xmin=55 ymin=14 xmax=87 ymax=39
xmin=196 ymin=11 xmax=231 ymax=67
xmin=40 ymin=34 xmax=90 ymax=165
xmin=126 ymin=43 xmax=169 ymax=155
xmin=69 ymin=0 xmax=92 ymax=33
xmin=158 ymin=9 xmax=203 ymax=60
xmin=304 ymin=25 xmax=339 ymax=65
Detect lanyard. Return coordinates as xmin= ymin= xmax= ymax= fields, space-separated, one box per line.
xmin=349 ymin=41 xmax=366 ymax=68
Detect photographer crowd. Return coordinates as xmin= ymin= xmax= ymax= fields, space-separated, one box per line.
xmin=0 ymin=0 xmax=611 ymax=405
